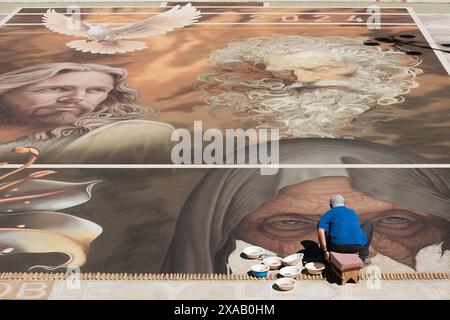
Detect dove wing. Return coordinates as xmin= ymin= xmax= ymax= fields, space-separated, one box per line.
xmin=112 ymin=4 xmax=201 ymax=40
xmin=42 ymin=9 xmax=90 ymax=37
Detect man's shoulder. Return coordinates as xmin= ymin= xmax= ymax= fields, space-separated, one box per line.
xmin=327 ymin=206 xmax=354 ymax=214
xmin=321 ymin=208 xmax=335 ymax=217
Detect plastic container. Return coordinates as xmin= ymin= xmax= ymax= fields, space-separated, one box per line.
xmin=250 ymin=264 xmax=270 ymax=277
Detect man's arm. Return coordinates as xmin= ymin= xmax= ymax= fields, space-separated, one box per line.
xmin=317 ymin=228 xmax=327 ymax=252
xmin=317 ymin=211 xmax=331 ymax=262
xmin=317 ymin=228 xmax=330 ymax=261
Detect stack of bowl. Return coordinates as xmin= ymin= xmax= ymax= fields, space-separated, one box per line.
xmin=263 ymin=256 xmax=283 ymax=270
xmin=282 ymin=253 xmax=304 ymax=266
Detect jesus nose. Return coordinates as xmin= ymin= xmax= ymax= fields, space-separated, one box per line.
xmin=57 ymin=96 xmax=83 ymax=104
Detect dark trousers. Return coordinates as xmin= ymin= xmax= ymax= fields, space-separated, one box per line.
xmin=326 ymin=221 xmax=374 ymax=260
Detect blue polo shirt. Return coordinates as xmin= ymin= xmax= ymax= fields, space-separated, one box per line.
xmin=317 ymin=206 xmax=367 ymax=246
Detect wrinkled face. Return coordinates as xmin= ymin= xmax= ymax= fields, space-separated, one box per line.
xmin=0 ymin=71 xmax=114 ymax=125
xmin=262 ymin=50 xmax=358 ymax=83
xmin=234 ymin=176 xmax=449 ymax=268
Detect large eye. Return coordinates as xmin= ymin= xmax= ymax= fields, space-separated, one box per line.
xmin=268 ymin=220 xmax=311 ymax=229
xmin=378 ymin=216 xmax=412 ymax=224
xmin=259 ymin=213 xmax=318 ymax=240
xmin=370 ymin=210 xmax=421 ymax=231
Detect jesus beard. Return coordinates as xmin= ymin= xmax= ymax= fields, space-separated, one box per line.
xmin=0 ymin=109 xmax=82 ymax=126
xmin=32 ymin=111 xmax=81 ymax=125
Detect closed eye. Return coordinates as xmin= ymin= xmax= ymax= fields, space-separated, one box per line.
xmin=315 ymin=67 xmax=331 ymax=72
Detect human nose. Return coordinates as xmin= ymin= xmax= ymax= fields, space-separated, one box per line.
xmin=56 ymin=90 xmax=86 ymax=103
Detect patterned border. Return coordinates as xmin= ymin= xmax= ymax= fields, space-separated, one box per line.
xmin=1 ymin=272 xmax=449 ymax=281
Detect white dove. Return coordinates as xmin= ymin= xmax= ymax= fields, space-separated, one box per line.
xmin=42 ymin=4 xmax=201 ymax=54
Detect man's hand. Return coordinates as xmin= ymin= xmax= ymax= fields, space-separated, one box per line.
xmin=324 ymin=250 xmax=330 ymax=262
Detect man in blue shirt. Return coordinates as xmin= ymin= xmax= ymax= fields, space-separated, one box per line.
xmin=317 ymin=195 xmax=373 ymax=264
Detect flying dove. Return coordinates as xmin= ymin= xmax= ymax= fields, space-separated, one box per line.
xmin=42 ymin=4 xmax=202 ymax=54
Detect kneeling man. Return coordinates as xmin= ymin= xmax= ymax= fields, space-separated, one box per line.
xmin=317 ymin=195 xmax=373 ymax=264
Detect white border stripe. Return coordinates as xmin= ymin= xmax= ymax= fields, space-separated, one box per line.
xmin=414 ymin=13 xmax=450 ymax=16
xmin=13 ymin=6 xmax=411 ymax=9
xmin=0 ymin=7 xmax=20 ymax=27
xmin=2 ymin=12 xmax=415 ymax=15
xmin=407 ymin=7 xmax=450 ymax=76
xmin=2 ymin=164 xmax=450 ymax=169
xmin=4 ymin=22 xmax=417 ymax=26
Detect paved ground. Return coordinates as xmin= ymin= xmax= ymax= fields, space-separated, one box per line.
xmin=21 ymin=279 xmax=450 ymax=299
xmin=0 ymin=278 xmax=448 ymax=299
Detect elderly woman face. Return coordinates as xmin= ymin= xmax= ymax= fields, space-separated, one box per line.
xmin=234 ymin=176 xmax=449 ymax=268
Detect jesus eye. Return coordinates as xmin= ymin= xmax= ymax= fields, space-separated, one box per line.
xmin=87 ymin=87 xmax=109 ymax=93
xmin=34 ymin=87 xmax=67 ymax=93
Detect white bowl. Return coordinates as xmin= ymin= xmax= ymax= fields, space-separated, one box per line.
xmin=275 ymin=278 xmax=296 ymax=291
xmin=243 ymin=246 xmax=264 ymax=259
xmin=263 ymin=256 xmax=283 ymax=270
xmin=282 ymin=253 xmax=304 ymax=266
xmin=279 ymin=266 xmax=302 ymax=278
xmin=305 ymin=262 xmax=326 ymax=275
